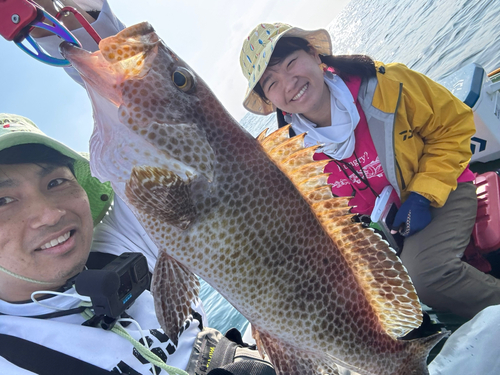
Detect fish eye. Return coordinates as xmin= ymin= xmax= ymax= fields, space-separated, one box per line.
xmin=172 ymin=67 xmax=195 ymax=92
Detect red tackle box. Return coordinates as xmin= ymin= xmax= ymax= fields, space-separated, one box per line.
xmin=472 ymin=171 xmax=500 ymax=253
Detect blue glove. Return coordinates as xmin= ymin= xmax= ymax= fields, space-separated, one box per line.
xmin=391 ymin=192 xmax=432 ymax=237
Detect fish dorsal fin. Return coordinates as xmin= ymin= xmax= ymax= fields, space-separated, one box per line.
xmin=258 ymin=125 xmax=423 ymax=339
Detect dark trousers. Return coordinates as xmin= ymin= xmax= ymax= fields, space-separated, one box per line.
xmin=400 ymin=182 xmax=500 ymax=319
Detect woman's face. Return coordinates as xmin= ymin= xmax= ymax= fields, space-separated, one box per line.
xmin=259 ymin=48 xmax=330 ymax=120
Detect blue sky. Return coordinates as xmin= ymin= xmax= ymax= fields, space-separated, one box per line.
xmin=0 ymin=0 xmax=350 ymax=153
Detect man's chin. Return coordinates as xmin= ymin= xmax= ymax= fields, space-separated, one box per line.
xmin=49 ymin=255 xmax=89 ymax=287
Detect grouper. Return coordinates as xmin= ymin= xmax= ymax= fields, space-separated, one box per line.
xmin=59 ymin=22 xmax=446 ymax=375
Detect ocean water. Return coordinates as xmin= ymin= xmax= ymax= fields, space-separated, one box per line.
xmin=240 ymin=0 xmax=500 ymax=137
xmin=201 ymin=0 xmax=500 ymax=335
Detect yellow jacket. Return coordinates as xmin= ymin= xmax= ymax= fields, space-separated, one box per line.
xmin=358 ymin=62 xmax=475 ymax=207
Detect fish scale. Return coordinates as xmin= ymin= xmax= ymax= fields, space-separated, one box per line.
xmin=60 ymin=22 xmax=447 ymax=375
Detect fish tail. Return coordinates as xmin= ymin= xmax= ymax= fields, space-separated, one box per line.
xmin=401 ymin=330 xmax=450 ymax=375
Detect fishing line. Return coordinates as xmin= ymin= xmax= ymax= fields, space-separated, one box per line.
xmin=29 ymin=289 xmax=186 ymax=375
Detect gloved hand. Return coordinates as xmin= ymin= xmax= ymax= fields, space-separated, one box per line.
xmin=391 ymin=192 xmax=432 ymax=237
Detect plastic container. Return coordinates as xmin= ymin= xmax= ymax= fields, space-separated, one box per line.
xmin=472 ymin=171 xmax=500 ymax=253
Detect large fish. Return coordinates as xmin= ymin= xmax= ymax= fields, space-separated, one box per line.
xmin=60 ymin=23 xmax=446 ymax=375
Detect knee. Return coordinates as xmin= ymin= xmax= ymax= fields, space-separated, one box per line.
xmin=401 ymin=257 xmax=463 ymax=304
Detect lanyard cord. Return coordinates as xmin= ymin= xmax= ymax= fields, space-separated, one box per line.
xmin=332 ymin=151 xmax=379 ymax=198
xmin=80 ymin=308 xmax=188 ymax=375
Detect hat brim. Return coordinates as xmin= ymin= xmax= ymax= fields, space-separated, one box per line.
xmin=0 ymin=132 xmax=113 ymax=226
xmin=243 ymin=27 xmax=332 ymax=115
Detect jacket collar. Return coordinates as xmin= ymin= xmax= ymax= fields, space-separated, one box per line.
xmin=370 ymin=62 xmax=402 ymax=114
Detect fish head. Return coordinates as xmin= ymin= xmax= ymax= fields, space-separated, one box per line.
xmin=60 ymin=22 xmax=161 ymax=105
xmin=59 ymin=22 xmax=215 ymax=190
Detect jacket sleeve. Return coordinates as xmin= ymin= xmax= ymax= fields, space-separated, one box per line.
xmin=391 ymin=63 xmax=475 ymax=207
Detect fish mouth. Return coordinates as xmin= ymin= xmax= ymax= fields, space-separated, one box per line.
xmin=60 ymin=41 xmax=124 ymax=106
xmin=59 ymin=22 xmax=160 ymax=107
xmin=62 ymin=22 xmax=215 ymax=185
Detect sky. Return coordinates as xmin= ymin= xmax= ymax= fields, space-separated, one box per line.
xmin=0 ymin=0 xmax=351 ymax=153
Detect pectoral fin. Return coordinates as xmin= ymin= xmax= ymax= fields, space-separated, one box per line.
xmin=125 ymin=165 xmax=196 ymax=230
xmin=152 ymin=250 xmax=200 ymax=346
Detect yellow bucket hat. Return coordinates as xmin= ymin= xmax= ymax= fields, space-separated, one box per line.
xmin=240 ymin=22 xmax=332 ymax=115
xmin=0 ymin=114 xmax=113 ymax=226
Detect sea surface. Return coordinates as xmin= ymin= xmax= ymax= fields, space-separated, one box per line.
xmin=201 ymin=0 xmax=500 ymax=335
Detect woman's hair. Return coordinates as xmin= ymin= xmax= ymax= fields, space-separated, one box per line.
xmin=253 ymin=36 xmax=376 ymax=105
xmin=0 ymin=144 xmax=75 ymax=175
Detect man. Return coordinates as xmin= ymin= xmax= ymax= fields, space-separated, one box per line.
xmin=0 ymin=113 xmax=206 ymax=374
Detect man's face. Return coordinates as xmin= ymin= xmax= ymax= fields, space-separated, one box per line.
xmin=0 ymin=163 xmax=94 ymax=302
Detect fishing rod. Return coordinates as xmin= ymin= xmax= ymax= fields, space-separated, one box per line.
xmin=0 ymin=0 xmax=101 ymax=66
xmin=487 ymin=67 xmax=500 ymax=78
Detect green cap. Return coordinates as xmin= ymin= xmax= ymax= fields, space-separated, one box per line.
xmin=0 ymin=114 xmax=113 ymax=226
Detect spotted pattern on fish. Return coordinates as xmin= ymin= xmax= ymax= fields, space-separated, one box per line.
xmin=60 ymin=22 xmax=448 ymax=375
xmin=153 ymin=250 xmax=201 ymax=342
xmin=258 ymin=125 xmax=423 ymax=340
xmin=257 ymin=329 xmax=341 ymax=375
xmin=99 ymin=23 xmax=159 ymax=77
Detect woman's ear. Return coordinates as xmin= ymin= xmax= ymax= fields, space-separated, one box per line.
xmin=307 ymin=45 xmax=322 ymax=64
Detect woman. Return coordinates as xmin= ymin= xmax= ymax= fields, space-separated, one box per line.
xmin=240 ymin=22 xmax=500 ymax=319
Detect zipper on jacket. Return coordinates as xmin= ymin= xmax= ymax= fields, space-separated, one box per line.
xmin=396 ymin=160 xmax=406 ymax=190
xmin=393 ymin=83 xmax=406 ymax=191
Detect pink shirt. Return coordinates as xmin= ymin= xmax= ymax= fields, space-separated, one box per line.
xmin=313 ymin=76 xmax=395 ymax=215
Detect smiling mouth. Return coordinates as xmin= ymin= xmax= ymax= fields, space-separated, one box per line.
xmin=292 ymin=83 xmax=309 ymax=101
xmin=38 ymin=231 xmax=74 ymax=251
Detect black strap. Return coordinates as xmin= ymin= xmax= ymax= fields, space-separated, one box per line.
xmin=0 ymin=333 xmax=114 ymax=375
xmin=0 ymin=252 xmax=155 ymax=373
xmin=276 ymin=108 xmax=296 ymax=138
